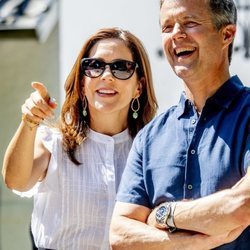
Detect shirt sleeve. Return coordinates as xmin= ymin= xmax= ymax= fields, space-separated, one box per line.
xmin=116 ymin=132 xmax=150 ymax=208
xmin=38 ymin=125 xmax=60 ymax=153
xmin=243 ymin=133 xmax=250 ymax=173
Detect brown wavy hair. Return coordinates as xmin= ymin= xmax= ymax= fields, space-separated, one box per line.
xmin=60 ymin=27 xmax=158 ymax=165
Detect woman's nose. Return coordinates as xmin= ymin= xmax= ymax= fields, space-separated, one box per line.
xmin=101 ymin=65 xmax=114 ymax=80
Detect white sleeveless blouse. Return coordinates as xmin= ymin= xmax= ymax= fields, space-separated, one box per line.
xmin=29 ymin=126 xmax=133 ymax=249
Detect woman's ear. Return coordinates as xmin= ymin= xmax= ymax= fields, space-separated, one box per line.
xmin=135 ymin=77 xmax=144 ymax=98
xmin=80 ymin=79 xmax=85 ymax=99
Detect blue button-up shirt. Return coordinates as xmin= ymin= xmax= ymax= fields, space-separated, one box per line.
xmin=117 ymin=75 xmax=250 ymax=249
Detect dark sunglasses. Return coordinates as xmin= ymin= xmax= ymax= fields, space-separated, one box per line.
xmin=81 ymin=58 xmax=138 ymax=80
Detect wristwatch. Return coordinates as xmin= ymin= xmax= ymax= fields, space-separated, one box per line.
xmin=155 ymin=202 xmax=177 ymax=232
xmin=155 ymin=202 xmax=171 ymax=227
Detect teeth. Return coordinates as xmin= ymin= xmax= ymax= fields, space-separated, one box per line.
xmin=175 ymin=47 xmax=195 ymax=55
xmin=97 ymin=89 xmax=116 ymax=94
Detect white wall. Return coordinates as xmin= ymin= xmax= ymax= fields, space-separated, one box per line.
xmin=59 ymin=0 xmax=250 ymax=114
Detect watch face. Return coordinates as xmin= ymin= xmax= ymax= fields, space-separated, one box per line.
xmin=155 ymin=204 xmax=169 ymax=225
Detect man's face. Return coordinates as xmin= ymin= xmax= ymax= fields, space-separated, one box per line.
xmin=160 ymin=0 xmax=226 ymax=82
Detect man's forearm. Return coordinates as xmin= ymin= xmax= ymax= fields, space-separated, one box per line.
xmin=110 ymin=214 xmax=245 ymax=249
xmin=175 ymin=190 xmax=238 ymax=235
xmin=148 ymin=187 xmax=250 ymax=236
xmin=175 ymin=186 xmax=250 ymax=235
xmin=110 ymin=214 xmax=171 ymax=250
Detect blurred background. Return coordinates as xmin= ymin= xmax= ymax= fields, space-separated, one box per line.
xmin=0 ymin=0 xmax=250 ymax=249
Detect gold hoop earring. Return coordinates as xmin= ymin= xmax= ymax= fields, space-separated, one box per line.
xmin=82 ymin=97 xmax=88 ymax=117
xmin=131 ymin=97 xmax=140 ymax=119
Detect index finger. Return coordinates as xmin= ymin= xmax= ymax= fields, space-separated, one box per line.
xmin=31 ymin=81 xmax=50 ymax=103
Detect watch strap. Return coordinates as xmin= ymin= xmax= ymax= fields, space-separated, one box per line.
xmin=166 ymin=202 xmax=177 ymax=232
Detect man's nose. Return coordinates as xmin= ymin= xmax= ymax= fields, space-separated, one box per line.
xmin=172 ymin=23 xmax=187 ymax=40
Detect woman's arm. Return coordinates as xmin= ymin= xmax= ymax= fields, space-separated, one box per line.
xmin=2 ymin=123 xmax=50 ymax=191
xmin=2 ymin=82 xmax=57 ymax=191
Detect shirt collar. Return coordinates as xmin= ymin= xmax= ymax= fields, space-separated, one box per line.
xmin=176 ymin=91 xmax=191 ymax=118
xmin=176 ymin=75 xmax=244 ymax=118
xmin=87 ymin=128 xmax=131 ymax=144
xmin=205 ymin=75 xmax=244 ymax=109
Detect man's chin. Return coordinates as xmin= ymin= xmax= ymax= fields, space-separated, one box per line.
xmin=173 ymin=66 xmax=192 ymax=79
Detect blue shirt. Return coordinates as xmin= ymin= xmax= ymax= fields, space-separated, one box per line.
xmin=117 ymin=75 xmax=250 ymax=249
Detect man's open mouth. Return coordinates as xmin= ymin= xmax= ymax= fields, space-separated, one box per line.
xmin=175 ymin=47 xmax=196 ymax=57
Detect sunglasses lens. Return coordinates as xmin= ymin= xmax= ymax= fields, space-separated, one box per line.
xmin=81 ymin=59 xmax=104 ymax=78
xmin=81 ymin=58 xmax=137 ymax=80
xmin=111 ymin=60 xmax=137 ymax=80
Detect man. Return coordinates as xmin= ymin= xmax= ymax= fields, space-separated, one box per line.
xmin=110 ymin=0 xmax=250 ymax=249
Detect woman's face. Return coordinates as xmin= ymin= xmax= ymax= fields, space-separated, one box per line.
xmin=83 ymin=38 xmax=141 ymax=118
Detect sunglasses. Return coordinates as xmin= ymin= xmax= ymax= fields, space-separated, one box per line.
xmin=81 ymin=58 xmax=138 ymax=80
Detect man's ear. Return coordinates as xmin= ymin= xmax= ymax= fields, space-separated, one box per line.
xmin=222 ymin=24 xmax=236 ymax=48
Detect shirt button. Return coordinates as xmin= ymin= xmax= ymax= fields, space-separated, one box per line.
xmin=191 ymin=119 xmax=196 ymax=124
xmin=188 ymin=184 xmax=193 ymax=190
xmin=190 ymin=149 xmax=196 ymax=154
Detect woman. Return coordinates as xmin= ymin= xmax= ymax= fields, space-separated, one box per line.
xmin=2 ymin=27 xmax=158 ymax=249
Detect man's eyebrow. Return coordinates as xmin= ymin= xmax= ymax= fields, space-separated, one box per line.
xmin=160 ymin=13 xmax=203 ymax=27
xmin=183 ymin=14 xmax=198 ymax=20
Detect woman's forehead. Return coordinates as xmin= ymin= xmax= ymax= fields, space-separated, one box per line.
xmin=88 ymin=38 xmax=133 ymax=60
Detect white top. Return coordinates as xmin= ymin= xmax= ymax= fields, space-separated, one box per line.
xmin=23 ymin=126 xmax=133 ymax=249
